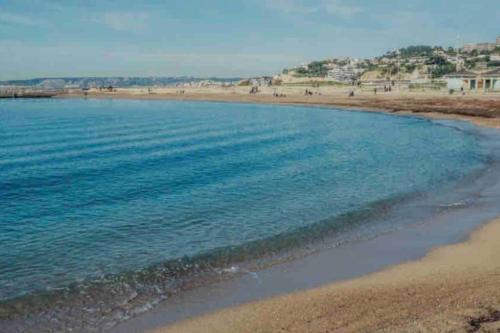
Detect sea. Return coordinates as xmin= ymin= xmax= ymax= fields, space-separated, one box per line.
xmin=0 ymin=98 xmax=496 ymax=332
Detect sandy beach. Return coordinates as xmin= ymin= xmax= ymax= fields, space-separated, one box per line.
xmin=73 ymin=87 xmax=500 ymax=333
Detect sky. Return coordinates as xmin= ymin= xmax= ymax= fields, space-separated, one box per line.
xmin=0 ymin=0 xmax=499 ymax=80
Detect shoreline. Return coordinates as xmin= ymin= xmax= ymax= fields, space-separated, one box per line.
xmin=114 ymin=145 xmax=500 ymax=333
xmin=60 ymin=88 xmax=500 ymax=129
xmin=79 ymin=91 xmax=500 ymax=332
xmin=146 ymin=120 xmax=500 ymax=332
xmin=156 ymin=216 xmax=500 ymax=333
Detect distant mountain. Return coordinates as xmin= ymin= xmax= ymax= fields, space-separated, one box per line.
xmin=0 ymin=77 xmax=242 ymax=88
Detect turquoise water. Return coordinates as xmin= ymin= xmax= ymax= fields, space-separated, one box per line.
xmin=0 ymin=98 xmax=488 ymax=329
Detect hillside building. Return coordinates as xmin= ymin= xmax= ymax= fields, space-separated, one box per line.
xmin=462 ymin=36 xmax=500 ymax=53
xmin=327 ymin=66 xmax=363 ymax=83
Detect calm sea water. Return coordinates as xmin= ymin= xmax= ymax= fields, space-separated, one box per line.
xmin=0 ymin=98 xmax=488 ymax=330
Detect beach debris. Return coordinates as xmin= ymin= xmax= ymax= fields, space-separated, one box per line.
xmin=467 ymin=309 xmax=500 ymax=332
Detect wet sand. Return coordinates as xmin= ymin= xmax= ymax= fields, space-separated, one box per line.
xmin=65 ymin=88 xmax=500 ymax=332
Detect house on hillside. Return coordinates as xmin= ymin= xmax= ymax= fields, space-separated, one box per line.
xmin=249 ymin=77 xmax=272 ymax=86
xmin=461 ymin=36 xmax=500 ymax=53
xmin=327 ymin=65 xmax=364 ymax=84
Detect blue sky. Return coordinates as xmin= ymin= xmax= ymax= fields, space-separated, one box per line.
xmin=0 ymin=0 xmax=499 ymax=79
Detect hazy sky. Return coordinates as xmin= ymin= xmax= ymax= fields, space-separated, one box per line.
xmin=0 ymin=0 xmax=499 ymax=79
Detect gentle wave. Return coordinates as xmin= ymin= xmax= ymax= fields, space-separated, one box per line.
xmin=0 ymin=116 xmax=213 ymax=150
xmin=0 ymin=119 xmax=279 ymax=167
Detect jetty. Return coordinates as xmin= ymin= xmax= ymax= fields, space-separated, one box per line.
xmin=0 ymin=87 xmax=61 ymax=98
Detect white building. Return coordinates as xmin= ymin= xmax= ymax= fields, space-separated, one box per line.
xmin=444 ymin=68 xmax=500 ymax=91
xmin=327 ymin=66 xmax=363 ymax=83
xmin=249 ymin=77 xmax=272 ymax=86
xmin=444 ymin=69 xmax=476 ymax=90
xmin=484 ymin=68 xmax=500 ymax=90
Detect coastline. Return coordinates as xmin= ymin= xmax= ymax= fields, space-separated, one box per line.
xmin=74 ymin=89 xmax=500 ymax=332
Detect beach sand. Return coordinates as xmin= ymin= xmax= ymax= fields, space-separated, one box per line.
xmin=65 ymin=87 xmax=500 ymax=332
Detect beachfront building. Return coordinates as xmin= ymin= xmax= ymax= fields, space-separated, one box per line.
xmin=444 ymin=70 xmax=477 ymax=90
xmin=444 ymin=68 xmax=500 ymax=91
xmin=482 ymin=68 xmax=500 ymax=90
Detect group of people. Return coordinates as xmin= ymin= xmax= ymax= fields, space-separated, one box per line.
xmin=373 ymin=85 xmax=392 ymax=95
xmin=249 ymin=86 xmax=259 ymax=94
xmin=97 ymin=85 xmax=115 ymax=92
xmin=249 ymin=86 xmax=287 ymax=97
xmin=304 ymin=89 xmax=323 ymax=96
